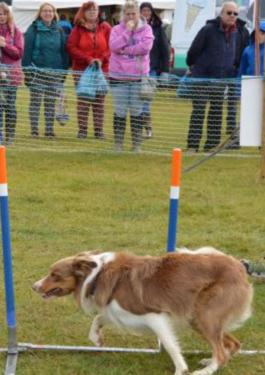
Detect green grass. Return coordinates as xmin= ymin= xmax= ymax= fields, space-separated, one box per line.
xmin=0 ymin=150 xmax=264 ymax=374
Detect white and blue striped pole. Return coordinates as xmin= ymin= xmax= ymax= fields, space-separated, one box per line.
xmin=0 ymin=146 xmax=18 ymax=374
xmin=167 ymin=148 xmax=182 ymax=252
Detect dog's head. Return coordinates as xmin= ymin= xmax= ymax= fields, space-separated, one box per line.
xmin=32 ymin=251 xmax=99 ymax=299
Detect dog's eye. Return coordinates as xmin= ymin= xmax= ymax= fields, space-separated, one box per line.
xmin=50 ymin=272 xmax=62 ymax=282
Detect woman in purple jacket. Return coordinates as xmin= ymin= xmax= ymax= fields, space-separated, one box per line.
xmin=0 ymin=2 xmax=24 ymax=145
xmin=109 ymin=0 xmax=153 ymax=152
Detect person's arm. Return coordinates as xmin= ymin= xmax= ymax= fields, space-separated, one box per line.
xmin=2 ymin=28 xmax=24 ymax=60
xmin=186 ymin=26 xmax=207 ymax=67
xmin=159 ymin=27 xmax=170 ymax=73
xmin=67 ymin=26 xmax=93 ymax=65
xmin=22 ymin=25 xmax=35 ymax=66
xmin=101 ymin=22 xmax=111 ymax=65
xmin=109 ymin=25 xmax=133 ymax=53
xmin=238 ymin=48 xmax=249 ymax=77
xmin=122 ymin=25 xmax=154 ymax=56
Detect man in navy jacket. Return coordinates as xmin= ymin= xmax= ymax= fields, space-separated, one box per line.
xmin=186 ymin=1 xmax=249 ymax=152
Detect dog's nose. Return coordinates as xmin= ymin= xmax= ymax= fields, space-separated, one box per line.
xmin=32 ymin=281 xmax=41 ymax=292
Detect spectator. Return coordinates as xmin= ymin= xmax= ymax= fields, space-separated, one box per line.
xmin=140 ymin=2 xmax=170 ymax=138
xmin=58 ymin=14 xmax=72 ymax=36
xmin=0 ymin=2 xmax=24 ymax=145
xmin=225 ymin=10 xmax=249 ymax=147
xmin=238 ymin=21 xmax=265 ymax=76
xmin=109 ymin=0 xmax=153 ymax=152
xmin=22 ymin=2 xmax=68 ymax=138
xmin=67 ymin=1 xmax=111 ymax=139
xmin=107 ymin=5 xmax=122 ymax=26
xmin=186 ymin=1 xmax=242 ymax=152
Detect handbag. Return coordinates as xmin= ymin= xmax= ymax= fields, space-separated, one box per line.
xmin=76 ymin=62 xmax=109 ymax=100
xmin=176 ymin=72 xmax=194 ymax=100
xmin=137 ymin=56 xmax=157 ymax=101
xmin=140 ymin=76 xmax=157 ymax=101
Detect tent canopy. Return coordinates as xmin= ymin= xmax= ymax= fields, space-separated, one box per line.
xmin=13 ymin=0 xmax=175 ymax=31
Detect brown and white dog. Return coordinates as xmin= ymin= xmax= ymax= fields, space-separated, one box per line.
xmin=32 ymin=247 xmax=253 ymax=375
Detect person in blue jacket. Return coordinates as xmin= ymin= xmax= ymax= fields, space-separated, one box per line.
xmin=22 ymin=2 xmax=68 ymax=138
xmin=186 ymin=2 xmax=248 ymax=152
xmin=238 ymin=21 xmax=265 ymax=76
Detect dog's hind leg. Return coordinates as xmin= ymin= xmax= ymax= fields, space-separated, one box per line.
xmin=223 ymin=333 xmax=241 ymax=355
xmin=89 ymin=314 xmax=105 ymax=347
xmin=145 ymin=313 xmax=189 ymax=375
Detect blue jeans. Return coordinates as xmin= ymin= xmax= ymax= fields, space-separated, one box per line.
xmin=111 ymin=81 xmax=143 ymax=118
xmin=142 ymin=70 xmax=157 ymax=114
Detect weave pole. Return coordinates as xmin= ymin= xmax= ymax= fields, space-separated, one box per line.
xmin=0 ymin=146 xmax=18 ymax=375
xmin=167 ymin=148 xmax=182 ymax=252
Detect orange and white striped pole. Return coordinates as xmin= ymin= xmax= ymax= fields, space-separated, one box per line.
xmin=167 ymin=148 xmax=182 ymax=252
xmin=0 ymin=146 xmax=17 ymax=358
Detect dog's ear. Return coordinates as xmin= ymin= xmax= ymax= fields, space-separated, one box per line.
xmin=72 ymin=258 xmax=97 ymax=277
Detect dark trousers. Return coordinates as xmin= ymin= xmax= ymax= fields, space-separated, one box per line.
xmin=74 ymin=74 xmax=105 ymax=137
xmin=29 ymin=85 xmax=57 ymax=136
xmin=0 ymin=86 xmax=18 ymax=142
xmin=77 ymin=95 xmax=105 ymax=137
xmin=226 ymin=83 xmax=238 ymax=135
xmin=187 ymin=83 xmax=226 ymax=150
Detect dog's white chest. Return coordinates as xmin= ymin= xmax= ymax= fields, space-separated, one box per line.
xmin=104 ymin=300 xmax=151 ymax=331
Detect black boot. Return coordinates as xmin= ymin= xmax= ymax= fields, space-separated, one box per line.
xmin=113 ymin=114 xmax=126 ymax=151
xmin=130 ymin=115 xmax=143 ymax=152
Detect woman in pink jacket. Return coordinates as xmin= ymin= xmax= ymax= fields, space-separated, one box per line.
xmin=0 ymin=2 xmax=24 ymax=145
xmin=109 ymin=0 xmax=153 ymax=152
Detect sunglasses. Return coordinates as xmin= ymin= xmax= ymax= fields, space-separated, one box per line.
xmin=226 ymin=11 xmax=239 ymax=16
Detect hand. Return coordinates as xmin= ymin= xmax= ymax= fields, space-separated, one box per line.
xmin=0 ymin=36 xmax=6 ymax=47
xmin=126 ymin=20 xmax=135 ymax=31
xmin=91 ymin=59 xmax=102 ymax=68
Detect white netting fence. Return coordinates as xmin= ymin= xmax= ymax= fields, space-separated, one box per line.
xmin=0 ymin=65 xmax=260 ymax=156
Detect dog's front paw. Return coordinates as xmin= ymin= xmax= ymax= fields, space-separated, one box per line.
xmin=199 ymin=358 xmax=212 ymax=367
xmin=174 ymin=370 xmax=190 ymax=375
xmin=191 ymin=369 xmax=213 ymax=375
xmin=88 ymin=330 xmax=104 ymax=347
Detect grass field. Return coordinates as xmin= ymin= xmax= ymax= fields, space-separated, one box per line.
xmin=0 ymin=147 xmax=264 ymax=374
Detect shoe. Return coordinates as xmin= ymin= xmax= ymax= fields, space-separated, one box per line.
xmin=95 ymin=132 xmax=104 ymax=140
xmin=145 ymin=128 xmax=153 ymax=139
xmin=114 ymin=144 xmax=123 ymax=152
xmin=5 ymin=137 xmax=14 ymax=146
xmin=203 ymin=145 xmax=216 ymax=152
xmin=77 ymin=131 xmax=87 ymax=139
xmin=226 ymin=139 xmax=240 ymax=150
xmin=132 ymin=145 xmax=141 ymax=153
xmin=45 ymin=132 xmax=56 ymax=138
xmin=186 ymin=147 xmax=199 ymax=153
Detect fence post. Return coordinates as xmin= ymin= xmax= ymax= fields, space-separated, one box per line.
xmin=0 ymin=146 xmax=18 ymax=374
xmin=167 ymin=148 xmax=182 ymax=252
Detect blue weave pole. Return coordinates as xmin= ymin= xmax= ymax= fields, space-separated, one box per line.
xmin=0 ymin=196 xmax=16 ymax=328
xmin=167 ymin=149 xmax=182 ymax=252
xmin=0 ymin=146 xmax=17 ymax=362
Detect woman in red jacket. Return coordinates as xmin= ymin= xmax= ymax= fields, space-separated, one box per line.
xmin=67 ymin=1 xmax=111 ymax=139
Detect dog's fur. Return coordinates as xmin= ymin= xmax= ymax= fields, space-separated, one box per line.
xmin=33 ymin=247 xmax=253 ymax=375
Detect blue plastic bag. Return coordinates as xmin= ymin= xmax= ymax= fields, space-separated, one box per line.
xmin=76 ymin=63 xmax=109 ymax=100
xmin=176 ymin=74 xmax=194 ymax=100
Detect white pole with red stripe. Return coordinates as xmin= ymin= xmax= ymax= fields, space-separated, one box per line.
xmin=167 ymin=148 xmax=182 ymax=252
